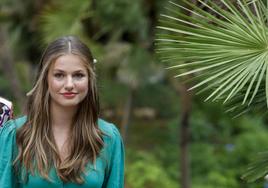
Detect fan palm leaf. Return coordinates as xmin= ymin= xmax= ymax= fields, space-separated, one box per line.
xmin=37 ymin=0 xmax=92 ymax=45
xmin=156 ymin=0 xmax=268 ymax=182
xmin=156 ymin=0 xmax=268 ymax=109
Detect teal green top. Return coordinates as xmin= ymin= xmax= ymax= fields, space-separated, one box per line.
xmin=0 ymin=116 xmax=124 ymax=188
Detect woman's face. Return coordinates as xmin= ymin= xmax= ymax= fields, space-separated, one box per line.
xmin=47 ymin=54 xmax=89 ymax=108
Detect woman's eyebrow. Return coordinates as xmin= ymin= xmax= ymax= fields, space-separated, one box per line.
xmin=53 ymin=69 xmax=65 ymax=72
xmin=73 ymin=70 xmax=86 ymax=73
xmin=53 ymin=69 xmax=86 ymax=73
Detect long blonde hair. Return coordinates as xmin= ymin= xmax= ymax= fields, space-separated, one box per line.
xmin=14 ymin=36 xmax=104 ymax=184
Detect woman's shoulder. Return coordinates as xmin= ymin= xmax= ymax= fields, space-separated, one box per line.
xmin=97 ymin=119 xmax=124 ymax=161
xmin=0 ymin=116 xmax=26 ymax=161
xmin=97 ymin=118 xmax=121 ymax=141
xmin=0 ymin=115 xmax=27 ymax=136
xmin=98 ymin=118 xmax=120 ymax=133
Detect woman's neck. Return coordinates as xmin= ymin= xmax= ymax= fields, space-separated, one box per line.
xmin=50 ymin=101 xmax=78 ymax=130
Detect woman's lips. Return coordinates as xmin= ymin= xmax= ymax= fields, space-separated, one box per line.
xmin=61 ymin=93 xmax=77 ymax=99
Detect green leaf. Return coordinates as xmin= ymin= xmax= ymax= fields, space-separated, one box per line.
xmin=156 ymin=0 xmax=268 ymax=109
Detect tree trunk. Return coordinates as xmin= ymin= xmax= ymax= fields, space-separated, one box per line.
xmin=179 ymin=83 xmax=192 ymax=188
xmin=121 ymin=87 xmax=135 ymax=143
xmin=170 ymin=77 xmax=192 ymax=188
xmin=0 ymin=25 xmax=25 ymax=110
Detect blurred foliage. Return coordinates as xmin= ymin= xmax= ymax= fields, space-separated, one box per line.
xmin=99 ymin=78 xmax=128 ymax=109
xmin=126 ymin=150 xmax=177 ymax=188
xmin=38 ymin=0 xmax=92 ymax=44
xmin=135 ymin=83 xmax=179 ymax=118
xmin=126 ymin=114 xmax=268 ymax=187
xmin=93 ymin=0 xmax=148 ymax=41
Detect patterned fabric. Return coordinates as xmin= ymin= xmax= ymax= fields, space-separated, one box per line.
xmin=0 ymin=97 xmax=13 ymax=127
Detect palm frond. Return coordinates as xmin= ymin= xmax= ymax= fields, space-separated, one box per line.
xmin=156 ymin=0 xmax=268 ymax=108
xmin=241 ymin=151 xmax=268 ymax=182
xmin=37 ymin=0 xmax=92 ymax=45
xmin=156 ymin=0 xmax=268 ymax=182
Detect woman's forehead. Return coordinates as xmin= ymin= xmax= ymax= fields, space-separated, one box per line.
xmin=49 ymin=54 xmax=88 ymax=72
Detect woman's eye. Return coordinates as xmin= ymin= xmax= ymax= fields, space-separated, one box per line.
xmin=73 ymin=73 xmax=85 ymax=79
xmin=54 ymin=73 xmax=64 ymax=78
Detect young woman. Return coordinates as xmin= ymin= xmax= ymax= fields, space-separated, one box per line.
xmin=0 ymin=36 xmax=124 ymax=188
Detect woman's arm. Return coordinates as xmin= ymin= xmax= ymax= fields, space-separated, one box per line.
xmin=0 ymin=120 xmax=19 ymax=188
xmin=102 ymin=125 xmax=125 ymax=188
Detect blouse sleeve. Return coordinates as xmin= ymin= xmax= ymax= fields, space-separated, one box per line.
xmin=102 ymin=124 xmax=125 ymax=188
xmin=0 ymin=120 xmax=19 ymax=188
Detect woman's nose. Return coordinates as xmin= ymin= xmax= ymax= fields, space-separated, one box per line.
xmin=64 ymin=76 xmax=74 ymax=90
